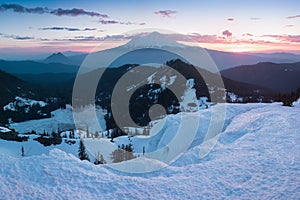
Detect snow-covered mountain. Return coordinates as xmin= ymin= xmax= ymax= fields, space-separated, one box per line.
xmin=69 ymin=32 xmax=300 ymax=72
xmin=3 ymin=96 xmax=47 ymax=112
xmin=77 ymin=32 xmax=219 ymax=73
xmin=124 ymin=32 xmax=185 ymax=48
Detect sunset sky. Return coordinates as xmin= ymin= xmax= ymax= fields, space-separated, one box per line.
xmin=0 ymin=0 xmax=299 ymax=59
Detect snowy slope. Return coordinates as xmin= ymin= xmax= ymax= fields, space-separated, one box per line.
xmin=0 ymin=102 xmax=299 ymax=199
xmin=3 ymin=96 xmax=47 ymax=112
xmin=9 ymin=105 xmax=106 ymax=134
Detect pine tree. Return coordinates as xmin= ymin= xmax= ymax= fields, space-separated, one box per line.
xmin=94 ymin=153 xmax=107 ymax=165
xmin=95 ymin=131 xmax=99 ymax=139
xmin=134 ymin=128 xmax=139 ymax=135
xmin=78 ymin=139 xmax=90 ymax=161
xmin=21 ymin=146 xmax=24 ymax=157
xmin=124 ymin=144 xmax=135 ymax=161
xmin=142 ymin=127 xmax=149 ymax=135
xmin=71 ymin=130 xmax=75 ymax=139
xmin=86 ymin=127 xmax=90 ymax=138
xmin=99 ymin=154 xmax=106 ymax=164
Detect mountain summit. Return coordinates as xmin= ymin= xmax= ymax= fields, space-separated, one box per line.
xmin=124 ymin=32 xmax=185 ymax=48
xmin=44 ymin=52 xmax=70 ymax=64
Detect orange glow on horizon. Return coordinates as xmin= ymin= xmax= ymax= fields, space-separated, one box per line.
xmin=179 ymin=41 xmax=300 ymax=54
xmin=1 ymin=39 xmax=299 ymax=55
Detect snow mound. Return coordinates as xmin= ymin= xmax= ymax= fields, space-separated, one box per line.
xmin=109 ymin=156 xmax=168 ymax=173
xmin=293 ymin=98 xmax=300 ymax=107
xmin=0 ymin=103 xmax=299 ymax=199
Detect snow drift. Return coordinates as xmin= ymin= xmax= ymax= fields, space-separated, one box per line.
xmin=0 ymin=102 xmax=299 ymax=199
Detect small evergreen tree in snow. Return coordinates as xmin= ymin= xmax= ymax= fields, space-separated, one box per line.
xmin=142 ymin=127 xmax=149 ymax=135
xmin=94 ymin=131 xmax=99 ymax=139
xmin=86 ymin=127 xmax=90 ymax=138
xmin=99 ymin=154 xmax=106 ymax=164
xmin=94 ymin=153 xmax=107 ymax=165
xmin=42 ymin=130 xmax=47 ymax=136
xmin=124 ymin=144 xmax=135 ymax=161
xmin=78 ymin=139 xmax=90 ymax=161
xmin=21 ymin=146 xmax=24 ymax=157
xmin=134 ymin=128 xmax=139 ymax=135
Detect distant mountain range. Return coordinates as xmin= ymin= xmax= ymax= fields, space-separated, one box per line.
xmin=221 ymin=62 xmax=300 ymax=93
xmin=0 ymin=32 xmax=300 ymax=74
xmin=165 ymin=59 xmax=274 ymax=97
xmin=58 ymin=32 xmax=300 ymax=72
xmin=0 ymin=59 xmax=79 ymax=74
xmin=206 ymin=50 xmax=300 ymax=71
xmin=0 ymin=31 xmax=299 ymax=97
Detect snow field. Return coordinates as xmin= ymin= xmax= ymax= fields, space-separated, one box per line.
xmin=0 ymin=102 xmax=299 ymax=199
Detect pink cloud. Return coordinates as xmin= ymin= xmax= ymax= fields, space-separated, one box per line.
xmin=222 ymin=30 xmax=232 ymax=37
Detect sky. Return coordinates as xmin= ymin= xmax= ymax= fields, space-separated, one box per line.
xmin=0 ymin=0 xmax=299 ymax=59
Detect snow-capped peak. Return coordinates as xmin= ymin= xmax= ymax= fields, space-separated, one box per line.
xmin=124 ymin=32 xmax=185 ymax=48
